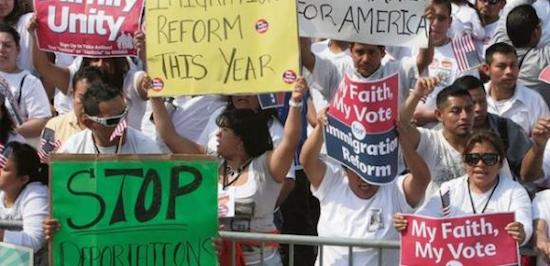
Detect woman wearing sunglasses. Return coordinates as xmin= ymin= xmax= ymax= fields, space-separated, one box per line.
xmin=393 ymin=130 xmax=532 ymax=245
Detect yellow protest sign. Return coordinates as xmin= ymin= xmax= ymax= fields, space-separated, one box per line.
xmin=146 ymin=0 xmax=300 ymax=96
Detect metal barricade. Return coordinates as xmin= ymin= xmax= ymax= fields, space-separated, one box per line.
xmin=219 ymin=231 xmax=400 ymax=266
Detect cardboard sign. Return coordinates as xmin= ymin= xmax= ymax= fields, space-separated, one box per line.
xmin=49 ymin=154 xmax=218 ymax=266
xmin=298 ymin=0 xmax=429 ymax=48
xmin=0 ymin=242 xmax=33 ymax=266
xmin=145 ymin=0 xmax=300 ymax=96
xmin=325 ymin=73 xmax=399 ymax=184
xmin=400 ymin=213 xmax=519 ymax=266
xmin=34 ymin=0 xmax=144 ymax=57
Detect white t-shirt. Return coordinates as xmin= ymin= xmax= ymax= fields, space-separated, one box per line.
xmin=59 ymin=128 xmax=161 ymax=154
xmin=311 ymin=39 xmax=353 ymax=68
xmin=313 ymin=161 xmax=414 ymax=266
xmin=486 ymin=83 xmax=550 ymax=135
xmin=533 ymin=190 xmax=550 ymax=266
xmin=15 ymin=13 xmax=34 ymax=72
xmin=0 ymin=182 xmax=49 ymax=252
xmin=449 ymin=3 xmax=485 ymax=40
xmin=417 ymin=174 xmax=533 ymax=245
xmin=52 ymin=54 xmax=76 ymax=114
xmin=1 ymin=70 xmax=52 ymax=121
xmin=141 ymin=95 xmax=226 ymax=152
xmin=417 ymin=128 xmax=514 ymax=196
xmin=534 ymin=0 xmax=550 ymax=47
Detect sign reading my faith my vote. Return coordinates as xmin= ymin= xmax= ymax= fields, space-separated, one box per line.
xmin=146 ymin=0 xmax=300 ymax=96
xmin=298 ymin=0 xmax=429 ymax=48
xmin=50 ymin=154 xmax=218 ymax=266
xmin=325 ymin=73 xmax=399 ymax=184
xmin=400 ymin=213 xmax=519 ymax=266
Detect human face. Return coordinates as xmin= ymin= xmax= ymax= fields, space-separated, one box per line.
xmin=429 ymin=3 xmax=452 ymax=46
xmin=86 ymin=95 xmax=126 ymax=144
xmin=437 ymin=96 xmax=474 ymax=137
xmin=465 ymin=141 xmax=502 ymax=192
xmin=0 ymin=156 xmax=27 ymax=194
xmin=476 ymin=0 xmax=505 ymax=24
xmin=73 ymin=79 xmax=91 ymax=126
xmin=0 ymin=0 xmax=14 ymax=21
xmin=345 ymin=168 xmax=379 ymax=199
xmin=350 ymin=43 xmax=384 ymax=77
xmin=468 ymin=87 xmax=489 ymax=128
xmin=487 ymin=53 xmax=519 ymax=91
xmin=231 ymin=95 xmax=260 ymax=111
xmin=215 ymin=126 xmax=243 ymax=158
xmin=0 ymin=32 xmax=18 ymax=72
xmin=87 ymin=58 xmax=116 ymax=77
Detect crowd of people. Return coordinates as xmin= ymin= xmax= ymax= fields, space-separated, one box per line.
xmin=1 ymin=0 xmax=550 ymax=265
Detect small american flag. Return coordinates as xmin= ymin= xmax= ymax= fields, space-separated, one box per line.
xmin=451 ymin=33 xmax=481 ymax=73
xmin=440 ymin=190 xmax=451 ymax=216
xmin=0 ymin=145 xmax=11 ymax=169
xmin=109 ymin=118 xmax=127 ymax=142
xmin=38 ymin=128 xmax=61 ymax=163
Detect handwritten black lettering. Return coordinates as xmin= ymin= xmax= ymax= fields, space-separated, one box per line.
xmin=219 ymin=47 xmax=274 ymax=83
xmin=156 ymin=15 xmax=243 ymax=44
xmin=167 ymin=166 xmax=202 ymax=220
xmin=155 ymin=52 xmax=208 ymax=80
xmin=66 ymin=169 xmax=105 ymax=230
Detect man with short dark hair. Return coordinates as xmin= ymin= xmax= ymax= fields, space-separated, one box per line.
xmin=59 ymin=83 xmax=160 ymax=154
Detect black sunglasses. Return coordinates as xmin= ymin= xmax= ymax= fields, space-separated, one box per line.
xmin=464 ymin=153 xmax=500 ymax=166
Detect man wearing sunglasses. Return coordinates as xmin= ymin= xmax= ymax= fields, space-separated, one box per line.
xmin=58 ymin=83 xmax=161 ymax=154
xmin=476 ymin=0 xmax=505 ymax=53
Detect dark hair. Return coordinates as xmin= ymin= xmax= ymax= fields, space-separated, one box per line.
xmin=453 ymin=75 xmax=485 ymax=92
xmin=71 ymin=66 xmax=109 ymax=93
xmin=81 ymin=57 xmax=129 ymax=90
xmin=436 ymin=85 xmax=473 ymax=109
xmin=485 ymin=42 xmax=517 ymax=65
xmin=5 ymin=141 xmax=49 ymax=185
xmin=506 ymin=5 xmax=540 ymax=48
xmin=0 ymin=23 xmax=20 ymax=47
xmin=226 ymin=95 xmax=281 ymax=124
xmin=432 ymin=0 xmax=452 ymax=16
xmin=82 ymin=83 xmax=124 ymax=116
xmin=0 ymin=101 xmax=15 ymax=144
xmin=350 ymin=42 xmax=385 ymax=51
xmin=216 ymin=108 xmax=273 ymax=158
xmin=464 ymin=130 xmax=505 ymax=164
xmin=3 ymin=1 xmax=30 ymax=27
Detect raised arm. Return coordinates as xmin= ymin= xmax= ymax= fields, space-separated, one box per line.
xmin=416 ymin=6 xmax=435 ymax=74
xmin=267 ymin=77 xmax=307 ymax=183
xmin=28 ymin=15 xmax=72 ymax=94
xmin=400 ymin=122 xmax=431 ymax=207
xmin=300 ymin=37 xmax=316 ymax=72
xmin=399 ymin=77 xmax=439 ymax=149
xmin=520 ymin=118 xmax=550 ymax=181
xmin=299 ymin=107 xmax=328 ymax=189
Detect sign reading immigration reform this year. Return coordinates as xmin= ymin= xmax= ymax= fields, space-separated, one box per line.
xmin=298 ymin=0 xmax=429 ymax=48
xmin=145 ymin=0 xmax=300 ymax=96
xmin=49 ymin=154 xmax=218 ymax=266
xmin=400 ymin=213 xmax=519 ymax=266
xmin=325 ymin=73 xmax=399 ymax=184
xmin=34 ymin=0 xmax=144 ymax=57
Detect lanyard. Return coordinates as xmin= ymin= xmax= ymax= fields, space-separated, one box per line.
xmin=92 ymin=134 xmax=120 ymax=154
xmin=222 ymin=159 xmax=252 ymax=190
xmin=467 ymin=175 xmax=499 ymax=214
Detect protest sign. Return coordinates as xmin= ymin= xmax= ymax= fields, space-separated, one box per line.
xmin=258 ymin=92 xmax=286 ymax=109
xmin=324 ymin=73 xmax=399 ymax=184
xmin=34 ymin=0 xmax=144 ymax=57
xmin=539 ymin=65 xmax=550 ymax=84
xmin=400 ymin=213 xmax=519 ymax=266
xmin=145 ymin=0 xmax=300 ymax=96
xmin=49 ymin=154 xmax=218 ymax=266
xmin=0 ymin=242 xmax=33 ymax=266
xmin=298 ymin=0 xmax=429 ymax=48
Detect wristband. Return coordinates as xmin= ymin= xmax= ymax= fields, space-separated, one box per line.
xmin=289 ymin=99 xmax=303 ymax=108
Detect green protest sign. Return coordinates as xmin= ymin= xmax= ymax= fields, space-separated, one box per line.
xmin=50 ymin=154 xmax=218 ymax=266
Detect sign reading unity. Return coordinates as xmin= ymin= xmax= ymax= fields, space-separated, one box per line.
xmin=145 ymin=0 xmax=300 ymax=96
xmin=324 ymin=73 xmax=399 ymax=184
xmin=34 ymin=0 xmax=144 ymax=57
xmin=298 ymin=0 xmax=430 ymax=47
xmin=400 ymin=213 xmax=519 ymax=266
xmin=49 ymin=154 xmax=218 ymax=265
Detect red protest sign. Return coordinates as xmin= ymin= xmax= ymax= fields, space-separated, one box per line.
xmin=400 ymin=213 xmax=519 ymax=266
xmin=540 ymin=65 xmax=550 ymax=84
xmin=34 ymin=0 xmax=144 ymax=57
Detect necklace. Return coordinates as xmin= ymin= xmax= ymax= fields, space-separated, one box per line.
xmin=222 ymin=158 xmax=252 ymax=190
xmin=467 ymin=175 xmax=500 ymax=214
xmin=92 ymin=134 xmax=120 ymax=154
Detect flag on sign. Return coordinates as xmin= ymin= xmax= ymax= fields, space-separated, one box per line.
xmin=110 ymin=118 xmax=127 ymax=142
xmin=38 ymin=128 xmax=62 ymax=163
xmin=451 ymin=33 xmax=481 ymax=73
xmin=440 ymin=190 xmax=451 ymax=216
